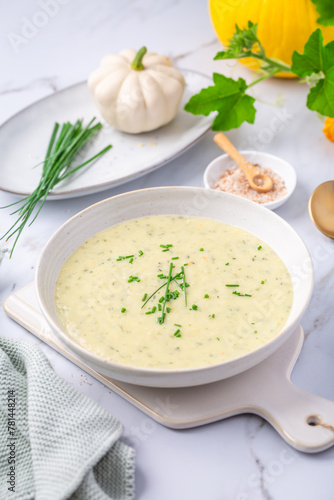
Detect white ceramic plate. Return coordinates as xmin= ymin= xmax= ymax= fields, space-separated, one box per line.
xmin=204 ymin=151 xmax=297 ymax=210
xmin=0 ymin=71 xmax=212 ymax=200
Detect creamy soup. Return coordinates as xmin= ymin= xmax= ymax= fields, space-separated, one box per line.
xmin=55 ymin=216 xmax=293 ymax=369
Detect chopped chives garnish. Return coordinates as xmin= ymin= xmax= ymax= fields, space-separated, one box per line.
xmin=146 ymin=305 xmax=157 ymax=315
xmin=138 ymin=250 xmax=144 ymax=256
xmin=159 ymin=297 xmax=164 ymax=303
xmin=157 ymin=313 xmax=166 ymax=324
xmin=172 ymin=257 xmax=179 ymax=260
xmin=183 ymin=263 xmax=188 ymax=266
xmin=204 ymin=294 xmax=209 ymax=298
xmin=128 ymin=275 xmax=140 ymax=283
xmin=162 ymin=248 xmax=169 ymax=252
xmin=211 ymin=314 xmax=215 ymax=318
xmin=121 ymin=308 xmax=126 ymax=313
xmin=225 ymin=284 xmax=239 ymax=287
xmin=232 ymin=291 xmax=252 ymax=297
xmin=254 ymin=330 xmax=258 ymax=333
xmin=129 ymin=258 xmax=133 ymax=264
xmin=166 ymin=307 xmax=171 ymax=313
xmin=158 ymin=304 xmax=162 ymax=311
xmin=157 ymin=273 xmax=167 ymax=279
xmin=142 ymin=293 xmax=148 ymax=301
xmin=225 ymin=263 xmax=229 ymax=266
xmin=174 ymin=323 xmax=182 ymax=327
xmin=117 ymin=255 xmax=134 ymax=261
xmin=261 ymin=280 xmax=265 ymax=284
xmin=217 ymin=337 xmax=220 ymax=340
xmin=191 ymin=304 xmax=198 ymax=310
xmin=173 ymin=329 xmax=181 ymax=337
xmin=258 ymin=245 xmax=262 ymax=250
xmin=200 ymin=248 xmax=204 ymax=251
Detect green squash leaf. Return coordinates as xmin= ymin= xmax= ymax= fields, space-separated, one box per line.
xmin=311 ymin=0 xmax=334 ymax=26
xmin=184 ymin=73 xmax=256 ymax=131
xmin=291 ymin=29 xmax=334 ymax=117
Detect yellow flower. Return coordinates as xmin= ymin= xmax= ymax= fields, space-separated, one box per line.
xmin=323 ymin=118 xmax=334 ymax=142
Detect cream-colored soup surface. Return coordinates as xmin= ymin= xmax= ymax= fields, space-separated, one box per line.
xmin=55 ymin=216 xmax=293 ymax=369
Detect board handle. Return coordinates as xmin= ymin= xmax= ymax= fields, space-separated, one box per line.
xmin=256 ymin=380 xmax=334 ymax=453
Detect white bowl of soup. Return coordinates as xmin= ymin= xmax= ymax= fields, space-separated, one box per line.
xmin=36 ymin=187 xmax=313 ymax=387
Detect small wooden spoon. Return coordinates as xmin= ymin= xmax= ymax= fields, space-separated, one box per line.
xmin=214 ymin=133 xmax=273 ymax=193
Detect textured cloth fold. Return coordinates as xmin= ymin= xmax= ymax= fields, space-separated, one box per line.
xmin=0 ymin=337 xmax=135 ymax=500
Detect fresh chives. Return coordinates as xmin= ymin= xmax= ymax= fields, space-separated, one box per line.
xmin=174 ymin=323 xmax=182 ymax=327
xmin=1 ymin=118 xmax=112 ymax=257
xmin=159 ymin=262 xmax=174 ymax=324
xmin=142 ymin=293 xmax=148 ymax=302
xmin=181 ymin=265 xmax=187 ymax=306
xmin=191 ymin=304 xmax=198 ymax=310
xmin=121 ymin=308 xmax=126 ymax=313
xmin=172 ymin=257 xmax=179 ymax=260
xmin=204 ymin=294 xmax=209 ymax=298
xmin=261 ymin=280 xmax=265 ymax=284
xmin=138 ymin=250 xmax=144 ymax=256
xmin=174 ymin=329 xmax=181 ymax=337
xmin=142 ymin=282 xmax=168 ymax=309
xmin=258 ymin=245 xmax=262 ymax=250
xmin=200 ymin=248 xmax=204 ymax=251
xmin=225 ymin=284 xmax=239 ymax=287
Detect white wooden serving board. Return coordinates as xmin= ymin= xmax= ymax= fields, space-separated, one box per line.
xmin=4 ymin=282 xmax=334 ymax=453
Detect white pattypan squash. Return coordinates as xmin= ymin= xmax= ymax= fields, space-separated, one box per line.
xmin=88 ymin=47 xmax=186 ymax=134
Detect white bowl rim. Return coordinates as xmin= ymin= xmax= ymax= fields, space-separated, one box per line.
xmin=203 ymin=150 xmax=297 ymax=210
xmin=36 ymin=186 xmax=312 ymax=378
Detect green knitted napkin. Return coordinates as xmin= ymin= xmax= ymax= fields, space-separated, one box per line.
xmin=0 ymin=337 xmax=135 ymax=500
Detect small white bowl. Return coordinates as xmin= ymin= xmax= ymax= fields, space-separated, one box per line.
xmin=203 ymin=151 xmax=297 ymax=210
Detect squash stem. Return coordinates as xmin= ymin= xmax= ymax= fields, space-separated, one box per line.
xmin=131 ymin=46 xmax=147 ymax=71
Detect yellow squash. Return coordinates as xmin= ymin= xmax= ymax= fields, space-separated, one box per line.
xmin=209 ymin=0 xmax=334 ymax=77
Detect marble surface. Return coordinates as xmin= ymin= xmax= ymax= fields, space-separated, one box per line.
xmin=1 ymin=1 xmax=334 ymax=498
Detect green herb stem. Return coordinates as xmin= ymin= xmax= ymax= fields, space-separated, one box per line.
xmin=159 ymin=262 xmax=174 ymax=324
